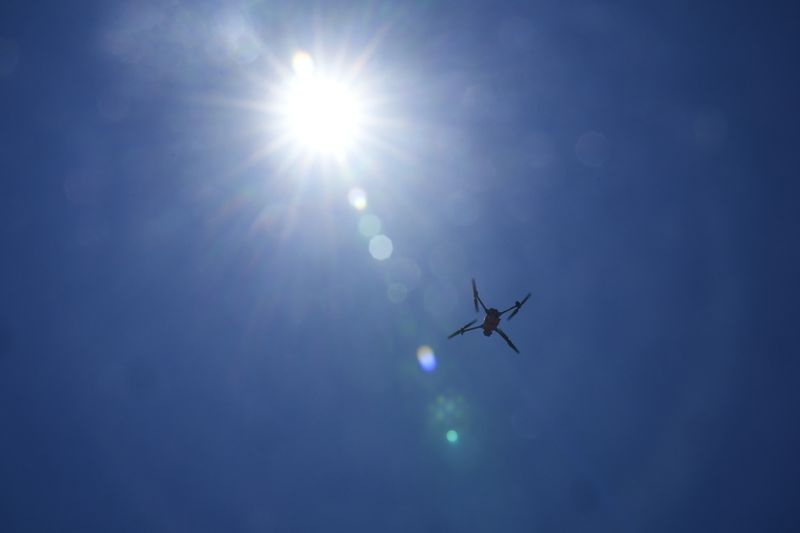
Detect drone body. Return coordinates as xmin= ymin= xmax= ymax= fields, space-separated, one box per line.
xmin=448 ymin=279 xmax=531 ymax=353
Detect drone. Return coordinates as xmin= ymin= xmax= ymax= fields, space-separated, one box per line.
xmin=447 ymin=279 xmax=531 ymax=353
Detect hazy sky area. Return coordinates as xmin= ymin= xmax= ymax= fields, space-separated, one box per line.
xmin=1 ymin=1 xmax=799 ymax=531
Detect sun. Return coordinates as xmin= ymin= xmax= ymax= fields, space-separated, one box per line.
xmin=279 ymin=51 xmax=364 ymax=157
xmin=224 ymin=47 xmax=385 ymax=177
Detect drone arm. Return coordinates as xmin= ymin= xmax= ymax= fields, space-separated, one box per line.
xmin=499 ymin=293 xmax=531 ymax=319
xmin=472 ymin=278 xmax=489 ymax=313
xmin=448 ymin=325 xmax=483 ymax=339
xmin=495 ymin=327 xmax=520 ymax=353
xmin=499 ymin=304 xmax=518 ymax=316
xmin=448 ymin=319 xmax=481 ymax=339
xmin=475 ymin=294 xmax=488 ymax=313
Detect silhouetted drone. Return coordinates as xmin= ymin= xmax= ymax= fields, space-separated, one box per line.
xmin=447 ymin=279 xmax=531 ymax=353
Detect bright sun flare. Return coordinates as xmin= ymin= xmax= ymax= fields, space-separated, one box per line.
xmin=282 ymin=51 xmax=363 ymax=156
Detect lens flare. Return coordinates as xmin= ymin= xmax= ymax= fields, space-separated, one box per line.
xmin=387 ymin=282 xmax=408 ymax=303
xmin=369 ymin=234 xmax=393 ymax=261
xmin=358 ymin=214 xmax=381 ymax=237
xmin=416 ymin=345 xmax=437 ymax=372
xmin=429 ymin=394 xmax=468 ymax=442
xmin=348 ymin=187 xmax=367 ymax=210
xmin=291 ymin=50 xmax=315 ymax=78
xmin=384 ymin=257 xmax=421 ymax=291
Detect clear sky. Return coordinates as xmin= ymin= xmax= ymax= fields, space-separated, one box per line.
xmin=1 ymin=1 xmax=799 ymax=532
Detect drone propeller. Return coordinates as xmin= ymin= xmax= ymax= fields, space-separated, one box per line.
xmin=508 ymin=293 xmax=532 ymax=320
xmin=448 ymin=319 xmax=478 ymax=339
xmin=496 ymin=327 xmax=520 ymax=353
xmin=471 ymin=278 xmax=479 ymax=313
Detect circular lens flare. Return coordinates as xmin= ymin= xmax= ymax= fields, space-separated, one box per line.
xmin=348 ymin=187 xmax=367 ymax=210
xmin=388 ymin=282 xmax=408 ymax=303
xmin=429 ymin=394 xmax=468 ymax=440
xmin=291 ymin=50 xmax=315 ymax=78
xmin=446 ymin=430 xmax=459 ymax=443
xmin=369 ymin=234 xmax=393 ymax=261
xmin=416 ymin=345 xmax=437 ymax=372
xmin=358 ymin=214 xmax=381 ymax=237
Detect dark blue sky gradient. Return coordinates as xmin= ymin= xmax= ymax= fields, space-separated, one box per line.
xmin=2 ymin=1 xmax=799 ymax=531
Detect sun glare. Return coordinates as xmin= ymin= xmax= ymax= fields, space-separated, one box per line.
xmin=281 ymin=51 xmax=364 ymax=157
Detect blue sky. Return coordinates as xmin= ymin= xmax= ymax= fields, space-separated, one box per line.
xmin=1 ymin=1 xmax=799 ymax=532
